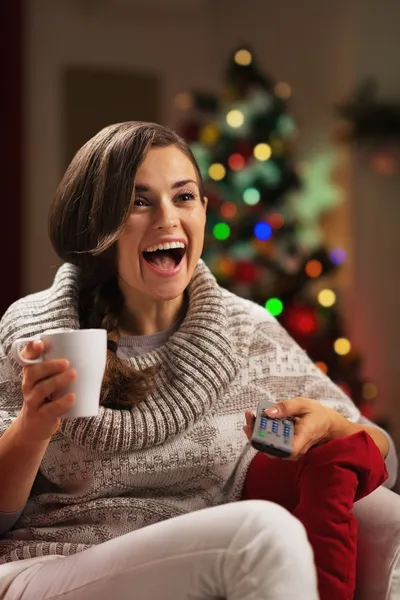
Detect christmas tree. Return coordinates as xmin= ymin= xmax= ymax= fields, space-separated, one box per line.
xmin=176 ymin=46 xmax=379 ymax=420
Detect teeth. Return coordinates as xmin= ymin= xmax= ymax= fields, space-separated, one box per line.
xmin=144 ymin=241 xmax=186 ymax=253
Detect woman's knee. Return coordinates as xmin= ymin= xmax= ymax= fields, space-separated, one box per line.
xmin=232 ymin=500 xmax=310 ymax=547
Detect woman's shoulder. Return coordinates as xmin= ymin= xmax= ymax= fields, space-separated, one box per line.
xmin=0 ymin=263 xmax=80 ymax=352
xmin=219 ymin=286 xmax=277 ymax=327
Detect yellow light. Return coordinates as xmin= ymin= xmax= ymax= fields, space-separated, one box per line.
xmin=208 ymin=163 xmax=226 ymax=181
xmin=334 ymin=338 xmax=351 ymax=356
xmin=226 ymin=110 xmax=244 ymax=128
xmin=363 ymin=382 xmax=378 ymax=400
xmin=254 ymin=143 xmax=272 ymax=161
xmin=174 ymin=92 xmax=193 ymax=110
xmin=274 ymin=82 xmax=292 ymax=100
xmin=200 ymin=124 xmax=220 ymax=145
xmin=234 ymin=49 xmax=252 ymax=66
xmin=318 ymin=289 xmax=336 ymax=307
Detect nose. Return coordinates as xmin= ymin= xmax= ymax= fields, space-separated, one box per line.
xmin=152 ymin=200 xmax=179 ymax=231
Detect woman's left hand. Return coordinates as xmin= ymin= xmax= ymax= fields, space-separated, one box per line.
xmin=244 ymin=397 xmax=352 ymax=459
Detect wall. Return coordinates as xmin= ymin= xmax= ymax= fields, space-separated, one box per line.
xmin=25 ymin=0 xmax=219 ymax=293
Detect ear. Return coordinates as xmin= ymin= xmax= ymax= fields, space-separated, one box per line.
xmin=203 ymin=196 xmax=208 ymax=211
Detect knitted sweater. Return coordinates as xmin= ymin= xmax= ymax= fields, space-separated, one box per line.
xmin=0 ymin=260 xmax=361 ymax=564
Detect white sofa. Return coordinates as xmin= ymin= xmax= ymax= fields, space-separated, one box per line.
xmin=354 ymin=486 xmax=400 ymax=598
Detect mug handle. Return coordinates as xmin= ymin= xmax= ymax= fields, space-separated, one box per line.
xmin=11 ymin=337 xmax=44 ymax=366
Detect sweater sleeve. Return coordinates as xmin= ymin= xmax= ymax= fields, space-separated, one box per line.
xmin=250 ymin=310 xmax=398 ymax=487
xmin=254 ymin=315 xmax=361 ymax=422
xmin=0 ymin=341 xmax=24 ymax=437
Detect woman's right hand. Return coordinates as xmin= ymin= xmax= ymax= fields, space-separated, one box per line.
xmin=16 ymin=340 xmax=77 ymax=443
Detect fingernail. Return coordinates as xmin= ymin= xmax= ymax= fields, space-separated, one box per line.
xmin=266 ymin=407 xmax=279 ymax=415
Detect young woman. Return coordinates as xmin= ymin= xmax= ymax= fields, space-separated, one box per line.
xmin=0 ymin=122 xmax=395 ymax=599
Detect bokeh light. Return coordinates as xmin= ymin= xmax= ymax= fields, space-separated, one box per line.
xmin=363 ymin=382 xmax=378 ymax=401
xmin=330 ymin=248 xmax=347 ymax=265
xmin=334 ymin=338 xmax=351 ymax=355
xmin=200 ymin=124 xmax=220 ymax=145
xmin=274 ymin=82 xmax=292 ymax=99
xmin=254 ymin=222 xmax=273 ymax=241
xmin=254 ymin=143 xmax=272 ymax=161
xmin=208 ymin=163 xmax=226 ymax=181
xmin=213 ymin=222 xmax=231 ymax=241
xmin=228 ymin=153 xmax=245 ymax=171
xmin=226 ymin=110 xmax=244 ymax=128
xmin=220 ymin=202 xmax=237 ymax=219
xmin=305 ymin=260 xmax=323 ymax=278
xmin=318 ymin=289 xmax=336 ymax=307
xmin=265 ymin=298 xmax=283 ymax=317
xmin=234 ymin=49 xmax=252 ymax=66
xmin=315 ymin=361 xmax=328 ymax=374
xmin=243 ymin=187 xmax=260 ymax=205
xmin=268 ymin=213 xmax=285 ymax=229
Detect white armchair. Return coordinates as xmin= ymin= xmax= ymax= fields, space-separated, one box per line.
xmin=354 ymin=486 xmax=400 ymax=599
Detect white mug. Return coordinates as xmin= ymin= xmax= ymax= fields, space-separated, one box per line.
xmin=11 ymin=329 xmax=107 ymax=418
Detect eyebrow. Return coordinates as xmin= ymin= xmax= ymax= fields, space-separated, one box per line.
xmin=135 ymin=179 xmax=198 ymax=192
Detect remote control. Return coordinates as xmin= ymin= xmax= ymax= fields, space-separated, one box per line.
xmin=250 ymin=400 xmax=295 ymax=458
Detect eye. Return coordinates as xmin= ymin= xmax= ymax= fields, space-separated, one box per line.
xmin=176 ymin=191 xmax=196 ymax=203
xmin=134 ymin=197 xmax=150 ymax=207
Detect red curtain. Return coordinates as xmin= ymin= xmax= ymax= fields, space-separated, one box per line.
xmin=0 ymin=0 xmax=24 ymax=316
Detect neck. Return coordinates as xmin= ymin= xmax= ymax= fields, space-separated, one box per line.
xmin=119 ymin=292 xmax=186 ymax=336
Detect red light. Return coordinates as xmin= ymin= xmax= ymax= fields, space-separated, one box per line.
xmin=228 ymin=153 xmax=245 ymax=171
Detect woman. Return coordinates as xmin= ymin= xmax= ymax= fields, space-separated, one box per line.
xmin=0 ymin=122 xmax=395 ymax=599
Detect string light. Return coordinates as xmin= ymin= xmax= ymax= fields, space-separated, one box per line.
xmin=234 ymin=49 xmax=252 ymax=66
xmin=254 ymin=222 xmax=272 ymax=241
xmin=213 ymin=222 xmax=231 ymax=241
xmin=174 ymin=92 xmax=193 ymax=110
xmin=243 ymin=187 xmax=260 ymax=205
xmin=254 ymin=143 xmax=272 ymax=161
xmin=228 ymin=153 xmax=245 ymax=171
xmin=268 ymin=213 xmax=284 ymax=229
xmin=305 ymin=260 xmax=322 ymax=278
xmin=200 ymin=124 xmax=220 ymax=145
xmin=363 ymin=382 xmax=378 ymax=400
xmin=265 ymin=298 xmax=283 ymax=317
xmin=226 ymin=110 xmax=244 ymax=128
xmin=315 ymin=361 xmax=328 ymax=374
xmin=334 ymin=338 xmax=351 ymax=355
xmin=220 ymin=202 xmax=237 ymax=219
xmin=330 ymin=248 xmax=346 ymax=265
xmin=274 ymin=82 xmax=292 ymax=100
xmin=208 ymin=163 xmax=226 ymax=181
xmin=318 ymin=289 xmax=336 ymax=307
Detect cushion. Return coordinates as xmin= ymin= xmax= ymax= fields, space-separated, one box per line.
xmin=242 ymin=431 xmax=387 ymax=600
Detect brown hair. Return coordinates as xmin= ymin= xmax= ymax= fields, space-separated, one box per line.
xmin=48 ymin=121 xmax=204 ymax=408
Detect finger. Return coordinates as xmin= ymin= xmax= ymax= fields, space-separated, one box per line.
xmin=22 ymin=359 xmax=70 ymax=394
xmin=245 ymin=410 xmax=256 ymax=428
xmin=29 ymin=369 xmax=77 ymax=406
xmin=20 ymin=340 xmax=44 ymax=361
xmin=264 ymin=397 xmax=313 ymax=419
xmin=41 ymin=393 xmax=76 ymax=419
xmin=243 ymin=424 xmax=253 ymax=441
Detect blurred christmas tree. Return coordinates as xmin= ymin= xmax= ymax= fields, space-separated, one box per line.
xmin=176 ymin=46 xmax=380 ymax=420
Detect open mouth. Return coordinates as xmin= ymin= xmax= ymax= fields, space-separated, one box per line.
xmin=142 ymin=244 xmax=186 ymax=271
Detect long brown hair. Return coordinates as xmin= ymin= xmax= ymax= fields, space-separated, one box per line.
xmin=48 ymin=121 xmax=204 ymax=408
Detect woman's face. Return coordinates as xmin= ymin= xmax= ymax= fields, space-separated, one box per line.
xmin=117 ymin=145 xmax=207 ymax=302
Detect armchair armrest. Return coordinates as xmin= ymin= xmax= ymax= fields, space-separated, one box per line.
xmin=353 ymin=486 xmax=400 ymax=599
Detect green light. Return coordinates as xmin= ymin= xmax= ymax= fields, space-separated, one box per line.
xmin=243 ymin=187 xmax=260 ymax=205
xmin=213 ymin=222 xmax=231 ymax=240
xmin=265 ymin=298 xmax=283 ymax=316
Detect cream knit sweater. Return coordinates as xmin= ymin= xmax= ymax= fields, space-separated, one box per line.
xmin=0 ymin=260 xmax=360 ymax=564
